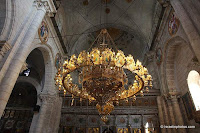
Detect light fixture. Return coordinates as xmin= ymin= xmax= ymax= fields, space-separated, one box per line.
xmin=55 ymin=29 xmax=153 ymax=122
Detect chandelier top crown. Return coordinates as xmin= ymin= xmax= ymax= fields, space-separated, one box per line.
xmin=88 ymin=29 xmax=118 ymax=52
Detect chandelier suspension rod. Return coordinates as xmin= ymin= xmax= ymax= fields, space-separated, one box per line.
xmin=87 ymin=31 xmax=103 ymax=52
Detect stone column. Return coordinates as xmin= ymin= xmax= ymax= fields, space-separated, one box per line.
xmin=0 ymin=0 xmax=55 ymax=118
xmin=33 ymin=94 xmax=62 ymax=133
xmin=54 ymin=97 xmax=62 ymax=133
xmin=157 ymin=96 xmax=166 ymax=133
xmin=170 ymin=94 xmax=187 ymax=133
xmin=170 ymin=0 xmax=200 ymax=62
xmin=161 ymin=96 xmax=172 ymax=133
xmin=143 ymin=51 xmax=160 ymax=90
xmin=181 ymin=0 xmax=200 ymax=33
xmin=34 ymin=95 xmax=52 ymax=133
xmin=0 ymin=41 xmax=11 ymax=62
xmin=166 ymin=99 xmax=177 ymax=133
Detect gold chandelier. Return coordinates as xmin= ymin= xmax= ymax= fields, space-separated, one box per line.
xmin=55 ymin=29 xmax=152 ymax=122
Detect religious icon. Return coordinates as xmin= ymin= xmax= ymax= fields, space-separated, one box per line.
xmin=168 ymin=11 xmax=180 ymax=36
xmin=38 ymin=21 xmax=49 ymax=44
xmin=55 ymin=53 xmax=62 ymax=70
xmin=133 ymin=128 xmax=142 ymax=133
xmin=155 ymin=48 xmax=162 ymax=66
xmin=117 ymin=128 xmax=128 ymax=133
xmin=88 ymin=128 xmax=99 ymax=133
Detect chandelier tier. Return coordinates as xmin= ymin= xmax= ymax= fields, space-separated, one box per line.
xmin=55 ymin=29 xmax=153 ymax=122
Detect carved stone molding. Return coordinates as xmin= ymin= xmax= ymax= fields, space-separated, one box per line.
xmin=34 ymin=0 xmax=56 ymax=17
xmin=0 ymin=41 xmax=11 ymax=62
xmin=163 ymin=91 xmax=181 ymax=103
xmin=62 ymin=107 xmax=158 ymax=115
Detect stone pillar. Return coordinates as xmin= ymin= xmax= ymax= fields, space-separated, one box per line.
xmin=157 ymin=96 xmax=166 ymax=133
xmin=170 ymin=94 xmax=187 ymax=133
xmin=170 ymin=0 xmax=200 ymax=62
xmin=35 ymin=103 xmax=48 ymax=133
xmin=180 ymin=0 xmax=200 ymax=33
xmin=54 ymin=97 xmax=62 ymax=133
xmin=33 ymin=94 xmax=62 ymax=133
xmin=0 ymin=41 xmax=11 ymax=62
xmin=0 ymin=0 xmax=55 ymax=118
xmin=161 ymin=97 xmax=172 ymax=133
xmin=143 ymin=51 xmax=159 ymax=90
xmin=166 ymin=99 xmax=177 ymax=133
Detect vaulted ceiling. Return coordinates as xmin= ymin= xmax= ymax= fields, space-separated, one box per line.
xmin=57 ymin=0 xmax=161 ymax=60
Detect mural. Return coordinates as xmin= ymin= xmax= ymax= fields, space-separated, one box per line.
xmin=168 ymin=11 xmax=180 ymax=36
xmin=155 ymin=48 xmax=162 ymax=66
xmin=55 ymin=53 xmax=62 ymax=69
xmin=38 ymin=21 xmax=49 ymax=44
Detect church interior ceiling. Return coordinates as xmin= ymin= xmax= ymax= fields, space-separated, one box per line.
xmin=55 ymin=0 xmax=160 ymax=58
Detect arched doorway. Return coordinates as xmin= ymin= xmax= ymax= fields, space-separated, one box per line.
xmin=0 ymin=48 xmax=45 ymax=133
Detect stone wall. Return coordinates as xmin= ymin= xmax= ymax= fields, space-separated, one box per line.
xmin=152 ymin=1 xmax=200 ymax=132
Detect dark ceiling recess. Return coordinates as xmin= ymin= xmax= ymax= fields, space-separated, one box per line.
xmin=51 ymin=0 xmax=68 ymax=54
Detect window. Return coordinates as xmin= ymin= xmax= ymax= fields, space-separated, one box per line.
xmin=187 ymin=70 xmax=200 ymax=111
xmin=23 ymin=68 xmax=30 ymax=76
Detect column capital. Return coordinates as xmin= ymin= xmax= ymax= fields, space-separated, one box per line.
xmin=163 ymin=91 xmax=181 ymax=102
xmin=0 ymin=41 xmax=11 ymax=57
xmin=34 ymin=0 xmax=57 ymax=17
xmin=39 ymin=94 xmax=58 ymax=104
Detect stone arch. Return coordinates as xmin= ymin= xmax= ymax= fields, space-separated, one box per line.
xmin=0 ymin=0 xmax=14 ymax=40
xmin=17 ymin=76 xmax=41 ymax=94
xmin=161 ymin=36 xmax=194 ymax=93
xmin=16 ymin=76 xmax=43 ymax=106
xmin=30 ymin=43 xmax=55 ymax=95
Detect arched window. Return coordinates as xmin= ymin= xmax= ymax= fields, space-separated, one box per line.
xmin=187 ymin=70 xmax=200 ymax=111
